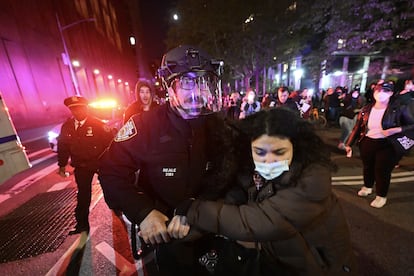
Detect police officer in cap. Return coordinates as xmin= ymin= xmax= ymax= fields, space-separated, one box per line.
xmin=99 ymin=45 xmax=234 ymax=275
xmin=58 ymin=96 xmax=114 ymax=235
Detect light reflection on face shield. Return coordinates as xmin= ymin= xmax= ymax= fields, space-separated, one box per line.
xmin=169 ymin=72 xmax=220 ymax=119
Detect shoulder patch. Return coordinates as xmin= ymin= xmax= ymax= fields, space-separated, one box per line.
xmin=114 ymin=119 xmax=137 ymax=142
xmin=103 ymin=125 xmax=111 ymax=132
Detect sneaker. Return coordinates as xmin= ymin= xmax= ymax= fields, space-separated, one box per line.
xmin=370 ymin=196 xmax=387 ymax=208
xmin=357 ymin=187 xmax=372 ymax=197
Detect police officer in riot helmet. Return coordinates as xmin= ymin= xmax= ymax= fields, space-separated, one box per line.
xmin=159 ymin=45 xmax=223 ymax=118
xmin=99 ymin=45 xmax=233 ymax=275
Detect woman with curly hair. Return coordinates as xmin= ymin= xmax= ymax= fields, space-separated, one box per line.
xmin=168 ymin=107 xmax=357 ymax=275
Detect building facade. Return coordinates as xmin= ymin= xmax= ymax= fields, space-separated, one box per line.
xmin=0 ymin=0 xmax=141 ymax=130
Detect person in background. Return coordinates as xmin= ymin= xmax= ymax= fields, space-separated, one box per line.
xmin=58 ymin=96 xmax=114 ymax=235
xmin=323 ymin=87 xmax=343 ymax=127
xmin=98 ymin=45 xmax=236 ymax=276
xmin=261 ymin=92 xmax=276 ymax=110
xmin=239 ymin=89 xmax=261 ymax=119
xmin=345 ymin=82 xmax=414 ymax=208
xmin=397 ymin=79 xmax=414 ymax=104
xmin=275 ymin=86 xmax=301 ymax=116
xmin=123 ymin=79 xmax=159 ymax=123
xmin=338 ymin=85 xmax=363 ymax=150
xmin=312 ymin=88 xmax=325 ymax=110
xmin=168 ymin=108 xmax=357 ymax=275
xmin=288 ymin=89 xmax=301 ymax=103
xmin=226 ymin=91 xmax=242 ymax=120
xmin=298 ymin=88 xmax=313 ymax=119
xmin=364 ymin=82 xmax=377 ymax=105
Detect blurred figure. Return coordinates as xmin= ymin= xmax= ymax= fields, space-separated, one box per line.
xmin=58 ymin=96 xmax=114 ymax=235
xmin=397 ymin=79 xmax=414 ymax=104
xmin=323 ymin=87 xmax=342 ymax=127
xmin=239 ymin=89 xmax=261 ymax=119
xmin=298 ymin=88 xmax=313 ymax=119
xmin=312 ymin=88 xmax=325 ymax=109
xmin=226 ymin=91 xmax=242 ymax=120
xmin=275 ymin=86 xmax=301 ymax=116
xmin=169 ymin=108 xmax=357 ymax=275
xmin=261 ymin=92 xmax=276 ymax=109
xmin=364 ymin=82 xmax=376 ymax=104
xmin=345 ymin=82 xmax=414 ymax=208
xmin=338 ymin=85 xmax=363 ymax=150
xmin=123 ymin=79 xmax=159 ymax=123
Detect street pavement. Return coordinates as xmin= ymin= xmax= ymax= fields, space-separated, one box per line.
xmin=0 ymin=125 xmax=413 ymax=275
xmin=318 ymin=127 xmax=414 ymax=276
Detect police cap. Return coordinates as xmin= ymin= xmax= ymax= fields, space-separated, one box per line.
xmin=64 ymin=96 xmax=89 ymax=108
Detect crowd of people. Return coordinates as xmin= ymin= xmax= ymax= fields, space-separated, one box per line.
xmin=56 ymin=44 xmax=414 ymax=275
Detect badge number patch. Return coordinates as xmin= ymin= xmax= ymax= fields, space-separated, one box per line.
xmin=114 ymin=120 xmax=137 ymax=142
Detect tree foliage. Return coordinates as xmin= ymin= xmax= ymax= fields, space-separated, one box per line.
xmin=165 ymin=0 xmax=414 ymax=87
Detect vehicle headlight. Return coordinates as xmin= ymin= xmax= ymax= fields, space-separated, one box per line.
xmin=48 ymin=131 xmax=59 ymax=142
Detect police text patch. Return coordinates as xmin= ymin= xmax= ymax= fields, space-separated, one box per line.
xmin=114 ymin=119 xmax=137 ymax=142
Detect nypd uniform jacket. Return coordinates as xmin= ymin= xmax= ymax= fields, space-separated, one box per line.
xmin=58 ymin=116 xmax=113 ymax=171
xmin=98 ymin=104 xmax=230 ymax=224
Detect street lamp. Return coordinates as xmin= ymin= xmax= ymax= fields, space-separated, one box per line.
xmin=56 ymin=13 xmax=95 ymax=96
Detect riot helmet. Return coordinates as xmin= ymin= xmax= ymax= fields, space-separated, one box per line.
xmin=157 ymin=45 xmax=223 ymax=119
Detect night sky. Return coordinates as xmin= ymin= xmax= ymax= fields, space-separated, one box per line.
xmin=139 ymin=0 xmax=174 ymax=64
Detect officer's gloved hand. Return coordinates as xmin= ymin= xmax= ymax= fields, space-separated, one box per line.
xmin=58 ymin=167 xmax=68 ymax=177
xmin=139 ymin=209 xmax=170 ymax=245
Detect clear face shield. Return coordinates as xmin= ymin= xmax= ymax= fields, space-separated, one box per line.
xmin=167 ymin=71 xmax=222 ymax=119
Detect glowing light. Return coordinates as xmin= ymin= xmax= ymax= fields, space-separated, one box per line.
xmin=129 ymin=36 xmax=136 ymax=46
xmin=124 ymin=82 xmax=129 ymax=86
xmin=108 ymin=75 xmax=113 ymax=80
xmin=294 ymin=69 xmax=304 ymax=79
xmin=72 ymin=60 xmax=80 ymax=67
xmin=117 ymin=79 xmax=122 ymax=83
xmin=89 ymin=98 xmax=118 ymax=109
xmin=173 ymin=13 xmax=179 ymax=21
xmin=244 ymin=14 xmax=254 ymax=24
xmin=93 ymin=69 xmax=100 ymax=75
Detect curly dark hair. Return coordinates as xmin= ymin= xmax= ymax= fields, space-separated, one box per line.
xmin=236 ymin=107 xmax=337 ymax=173
xmin=202 ymin=107 xmax=336 ymax=198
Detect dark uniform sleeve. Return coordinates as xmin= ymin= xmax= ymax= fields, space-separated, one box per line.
xmin=57 ymin=120 xmax=72 ymax=168
xmin=98 ymin=117 xmax=156 ymax=224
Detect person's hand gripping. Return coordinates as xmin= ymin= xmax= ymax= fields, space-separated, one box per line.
xmin=139 ymin=209 xmax=170 ymax=245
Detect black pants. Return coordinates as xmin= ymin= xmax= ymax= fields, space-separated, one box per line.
xmin=359 ymin=137 xmax=401 ymax=197
xmin=73 ymin=167 xmax=95 ymax=229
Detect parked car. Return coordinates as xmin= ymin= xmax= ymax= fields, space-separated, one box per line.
xmin=47 ymin=98 xmax=124 ymax=152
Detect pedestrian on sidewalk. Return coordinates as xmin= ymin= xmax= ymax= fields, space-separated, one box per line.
xmin=57 ymin=96 xmax=114 ymax=234
xmin=345 ymin=82 xmax=414 ymax=208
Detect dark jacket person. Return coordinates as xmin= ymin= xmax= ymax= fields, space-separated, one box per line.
xmin=58 ymin=96 xmax=113 ymax=234
xmin=169 ymin=108 xmax=357 ymax=275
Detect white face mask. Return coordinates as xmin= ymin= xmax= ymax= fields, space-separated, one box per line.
xmin=374 ymin=91 xmax=392 ymax=103
xmin=254 ymin=160 xmax=289 ymax=180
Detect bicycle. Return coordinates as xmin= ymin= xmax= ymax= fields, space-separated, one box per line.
xmin=309 ymin=107 xmax=327 ymax=128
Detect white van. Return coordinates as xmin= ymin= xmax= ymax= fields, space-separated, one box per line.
xmin=0 ymin=92 xmax=31 ymax=184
